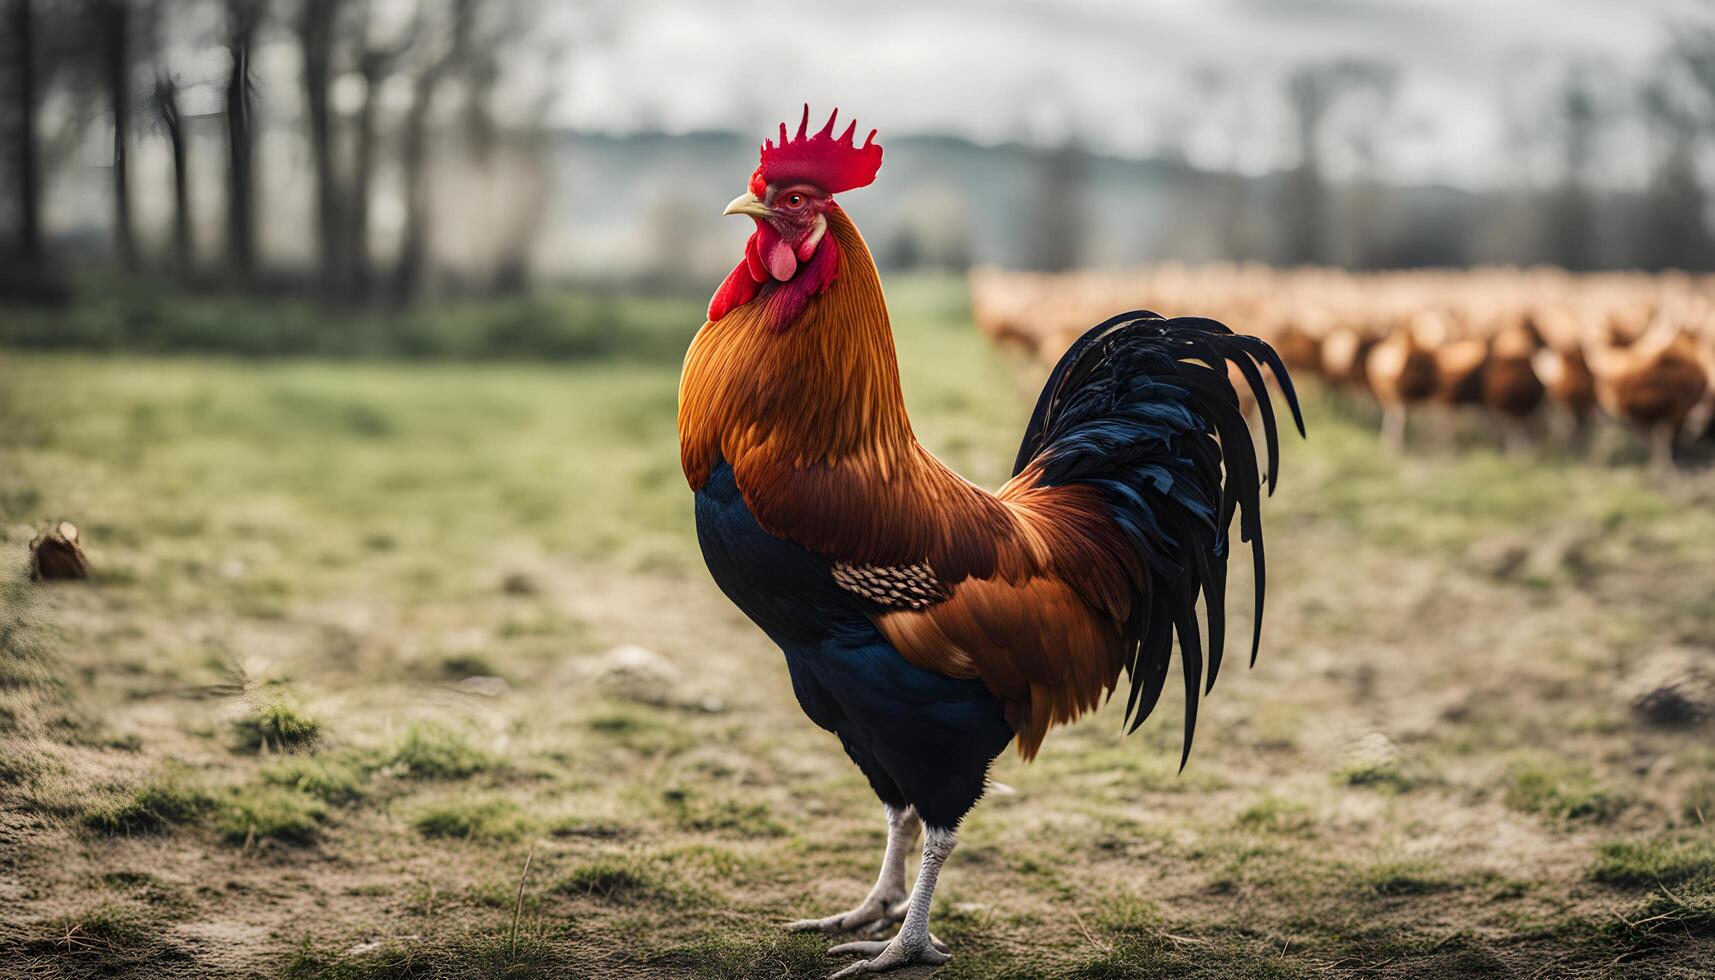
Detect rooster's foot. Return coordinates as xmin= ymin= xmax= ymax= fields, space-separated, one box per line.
xmin=785 ymin=893 xmax=907 ymax=935
xmin=828 ymin=935 xmax=950 ymax=977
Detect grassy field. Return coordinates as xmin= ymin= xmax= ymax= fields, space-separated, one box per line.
xmin=2 ymin=277 xmax=1714 ymax=979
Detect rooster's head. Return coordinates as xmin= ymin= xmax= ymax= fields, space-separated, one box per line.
xmin=709 ymin=106 xmax=883 ymax=323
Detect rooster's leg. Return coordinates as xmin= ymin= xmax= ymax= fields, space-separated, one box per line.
xmin=786 ymin=805 xmax=918 ymax=934
xmin=828 ymin=825 xmax=956 ymax=976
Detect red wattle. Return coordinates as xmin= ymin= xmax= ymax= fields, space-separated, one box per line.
xmin=708 ymin=257 xmax=761 ymax=322
xmin=752 ymin=222 xmax=798 ymax=281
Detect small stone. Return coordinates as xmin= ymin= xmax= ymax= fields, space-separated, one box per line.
xmin=595 ymin=645 xmax=681 ymax=705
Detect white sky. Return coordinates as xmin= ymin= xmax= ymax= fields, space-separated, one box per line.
xmin=542 ymin=0 xmax=1701 ymax=189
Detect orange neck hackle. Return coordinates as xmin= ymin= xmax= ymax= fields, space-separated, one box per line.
xmin=680 ymin=207 xmax=913 ymax=492
xmin=679 ymin=207 xmax=1010 ymax=574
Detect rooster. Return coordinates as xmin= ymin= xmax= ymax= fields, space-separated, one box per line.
xmin=678 ymin=108 xmax=1302 ymax=976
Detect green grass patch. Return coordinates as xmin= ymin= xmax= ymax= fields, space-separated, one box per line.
xmin=554 ymin=857 xmax=674 ymax=904
xmin=1235 ymin=795 xmax=1315 ymax=835
xmin=234 ymin=697 xmax=323 ymax=753
xmin=413 ymin=798 xmax=532 ymax=842
xmin=82 ymin=776 xmax=215 ymax=835
xmin=661 ymin=787 xmax=785 ymax=836
xmin=1590 ymin=837 xmax=1715 ymax=888
xmin=436 ymin=652 xmax=500 ymax=679
xmin=283 ymin=931 xmax=559 ymax=979
xmin=260 ymin=754 xmax=368 ymax=805
xmin=390 ymin=721 xmax=500 ymax=779
xmin=1602 ymin=884 xmax=1715 ymax=956
xmin=1504 ymin=758 xmax=1628 ymax=823
xmin=1091 ymin=891 xmax=1164 ymax=936
xmin=1334 ymin=755 xmax=1414 ymax=793
xmin=648 ymin=930 xmax=832 ymax=980
xmin=1066 ymin=933 xmax=1311 ymax=979
xmin=1360 ymin=860 xmax=1455 ymax=896
xmin=218 ymin=786 xmax=329 ymax=845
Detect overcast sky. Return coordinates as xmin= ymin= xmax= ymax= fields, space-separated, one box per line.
xmin=542 ymin=0 xmax=1701 ymax=189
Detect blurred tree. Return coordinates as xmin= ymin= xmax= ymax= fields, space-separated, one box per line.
xmin=1280 ymin=59 xmax=1398 ymax=267
xmin=348 ymin=0 xmax=418 ymax=302
xmin=1638 ymin=74 xmax=1714 ymax=270
xmin=5 ymin=0 xmax=43 ymax=273
xmin=479 ymin=6 xmax=561 ymax=296
xmin=296 ymin=0 xmax=345 ymax=298
xmin=1542 ymin=65 xmax=1606 ymax=272
xmin=100 ymin=0 xmax=135 ymax=271
xmin=1021 ymin=138 xmax=1087 ymax=272
xmin=1281 ymin=64 xmax=1332 ymax=265
xmin=149 ymin=67 xmax=191 ymax=276
xmin=1328 ymin=61 xmax=1399 ymax=268
xmin=392 ymin=0 xmax=474 ymax=304
xmin=223 ymin=0 xmax=259 ymax=284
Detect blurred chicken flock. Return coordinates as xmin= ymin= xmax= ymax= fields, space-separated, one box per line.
xmin=971 ymin=266 xmax=1715 ymax=469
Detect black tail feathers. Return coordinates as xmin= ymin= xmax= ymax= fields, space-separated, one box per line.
xmin=1013 ymin=312 xmax=1305 ymax=769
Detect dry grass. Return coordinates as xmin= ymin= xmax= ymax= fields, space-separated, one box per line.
xmin=2 ymin=277 xmax=1713 ymax=977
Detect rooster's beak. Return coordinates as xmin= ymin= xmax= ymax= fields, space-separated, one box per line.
xmin=723 ymin=192 xmax=772 ymax=220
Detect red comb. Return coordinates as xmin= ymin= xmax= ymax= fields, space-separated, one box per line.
xmin=750 ymin=105 xmax=882 ymax=196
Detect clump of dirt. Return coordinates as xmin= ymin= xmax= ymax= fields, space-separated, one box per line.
xmin=1625 ymin=649 xmax=1715 ymax=728
xmin=29 ymin=521 xmax=89 ymax=582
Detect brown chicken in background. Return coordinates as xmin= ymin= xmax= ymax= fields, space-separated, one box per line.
xmin=1320 ymin=323 xmax=1380 ymax=399
xmin=1482 ymin=315 xmax=1547 ymax=451
xmin=1273 ymin=317 xmax=1326 ymax=377
xmin=1365 ymin=313 xmax=1440 ymax=450
xmin=1529 ymin=307 xmax=1599 ymax=440
xmin=1435 ymin=334 xmax=1489 ymax=411
xmin=1586 ymin=322 xmax=1712 ymax=470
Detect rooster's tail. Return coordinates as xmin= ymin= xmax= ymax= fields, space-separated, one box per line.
xmin=1012 ymin=312 xmax=1305 ymax=768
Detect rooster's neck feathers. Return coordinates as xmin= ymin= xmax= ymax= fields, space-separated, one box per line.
xmin=679 ymin=208 xmax=1005 ymax=572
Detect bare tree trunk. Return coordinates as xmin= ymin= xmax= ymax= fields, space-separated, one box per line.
xmin=155 ymin=72 xmax=191 ymax=276
xmin=224 ymin=0 xmax=256 ymax=285
xmin=1283 ymin=66 xmax=1331 ymax=266
xmin=1022 ymin=140 xmax=1087 ymax=272
xmin=347 ymin=5 xmax=419 ymax=303
xmin=390 ymin=89 xmax=434 ymax=304
xmin=298 ymin=0 xmax=342 ymax=299
xmin=103 ymin=0 xmax=135 ymax=272
xmin=10 ymin=0 xmax=41 ymax=267
xmin=350 ymin=59 xmax=382 ymax=300
xmin=391 ymin=0 xmax=473 ymax=305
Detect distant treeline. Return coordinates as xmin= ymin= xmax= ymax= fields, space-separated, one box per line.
xmin=0 ymin=0 xmax=557 ymax=306
xmin=2 ymin=1 xmax=1715 ymax=312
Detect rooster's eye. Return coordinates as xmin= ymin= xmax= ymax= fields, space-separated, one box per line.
xmin=786 ymin=193 xmax=805 ymax=208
